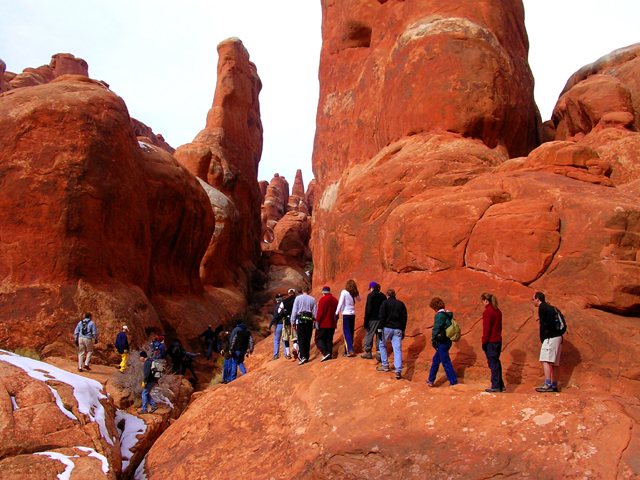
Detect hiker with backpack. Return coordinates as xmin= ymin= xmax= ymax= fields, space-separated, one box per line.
xmin=228 ymin=319 xmax=254 ymax=382
xmin=198 ymin=325 xmax=216 ymax=360
xmin=74 ymin=312 xmax=98 ymax=372
xmin=278 ymin=289 xmax=298 ymax=360
xmin=290 ymin=284 xmax=317 ymax=366
xmin=268 ymin=294 xmax=285 ymax=361
xmin=481 ymin=293 xmax=505 ymax=393
xmin=376 ymin=289 xmax=407 ymax=380
xmin=426 ymin=297 xmax=458 ymax=387
xmin=532 ymin=292 xmax=565 ymax=393
xmin=362 ymin=282 xmax=386 ymax=361
xmin=138 ymin=350 xmax=158 ymax=414
xmin=168 ymin=338 xmax=185 ymax=374
xmin=150 ymin=335 xmax=166 ymax=360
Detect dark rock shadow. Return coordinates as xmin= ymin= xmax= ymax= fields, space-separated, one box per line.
xmin=506 ymin=348 xmax=526 ymax=385
xmin=451 ymin=338 xmax=476 ymax=382
xmin=559 ymin=338 xmax=582 ymax=386
xmin=404 ymin=333 xmax=427 ymax=380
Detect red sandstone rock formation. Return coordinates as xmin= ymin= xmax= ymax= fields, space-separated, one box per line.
xmin=174 ymin=38 xmax=263 ymax=296
xmin=50 ymin=53 xmax=89 ymax=78
xmin=286 ymin=169 xmax=309 ymax=213
xmin=0 ymin=59 xmax=9 ymax=92
xmin=305 ymin=179 xmax=316 ymax=214
xmin=261 ymin=173 xmax=290 ymax=243
xmin=0 ymin=76 xmax=220 ymax=356
xmin=132 ymin=118 xmax=175 ymax=154
xmin=550 ymin=43 xmax=640 ymax=185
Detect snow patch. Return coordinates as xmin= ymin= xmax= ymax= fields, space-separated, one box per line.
xmin=134 ymin=455 xmax=148 ymax=480
xmin=115 ymin=409 xmax=147 ymax=471
xmin=47 ymin=385 xmax=77 ymax=420
xmin=155 ymin=392 xmax=174 ymax=409
xmin=34 ymin=451 xmax=78 ymax=480
xmin=76 ymin=446 xmax=110 ymax=474
xmin=138 ymin=141 xmax=156 ymax=153
xmin=0 ymin=351 xmax=114 ymax=445
xmin=10 ymin=395 xmax=18 ymax=410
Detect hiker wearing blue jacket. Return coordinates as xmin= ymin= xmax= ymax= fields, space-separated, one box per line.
xmin=114 ymin=325 xmax=130 ymax=373
xmin=426 ymin=298 xmax=458 ymax=387
xmin=74 ymin=313 xmax=98 ymax=372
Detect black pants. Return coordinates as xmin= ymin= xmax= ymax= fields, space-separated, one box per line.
xmin=485 ymin=341 xmax=504 ymax=389
xmin=316 ymin=327 xmax=336 ymax=356
xmin=297 ymin=321 xmax=313 ymax=361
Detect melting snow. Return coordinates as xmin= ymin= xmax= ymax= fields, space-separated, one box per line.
xmin=134 ymin=455 xmax=148 ymax=480
xmin=115 ymin=410 xmax=147 ymax=471
xmin=0 ymin=350 xmax=114 ymax=445
xmin=76 ymin=446 xmax=110 ymax=474
xmin=34 ymin=451 xmax=78 ymax=480
xmin=155 ymin=392 xmax=174 ymax=409
xmin=138 ymin=141 xmax=156 ymax=153
xmin=10 ymin=395 xmax=18 ymax=410
xmin=47 ymin=385 xmax=77 ymax=420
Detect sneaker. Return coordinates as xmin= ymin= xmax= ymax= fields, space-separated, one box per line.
xmin=78 ymin=367 xmax=82 ymax=372
xmin=271 ymin=355 xmax=279 ymax=361
xmin=284 ymin=355 xmax=292 ymax=360
xmin=426 ymin=381 xmax=434 ymax=387
xmin=83 ymin=365 xmax=91 ymax=371
xmin=298 ymin=358 xmax=307 ymax=365
xmin=347 ymin=351 xmax=356 ymax=357
xmin=485 ymin=388 xmax=501 ymax=393
xmin=137 ymin=409 xmax=148 ymax=415
xmin=149 ymin=406 xmax=158 ymax=413
xmin=321 ymin=353 xmax=332 ymax=362
xmin=360 ymin=352 xmax=373 ymax=359
xmin=377 ymin=366 xmax=390 ymax=372
xmin=395 ymin=372 xmax=402 ymax=380
xmin=501 ymin=387 xmax=507 ymax=393
xmin=536 ymin=384 xmax=558 ymax=393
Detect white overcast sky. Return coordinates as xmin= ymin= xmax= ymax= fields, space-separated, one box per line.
xmin=1 ymin=1 xmax=638 ymax=190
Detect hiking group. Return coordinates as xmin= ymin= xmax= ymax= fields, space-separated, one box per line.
xmin=268 ymin=281 xmax=567 ymax=392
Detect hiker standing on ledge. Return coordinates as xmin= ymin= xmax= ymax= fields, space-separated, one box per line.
xmin=74 ymin=312 xmax=98 ymax=372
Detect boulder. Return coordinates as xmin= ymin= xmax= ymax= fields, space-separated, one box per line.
xmin=0 ymin=59 xmax=9 ymax=92
xmin=50 ymin=53 xmax=89 ymax=78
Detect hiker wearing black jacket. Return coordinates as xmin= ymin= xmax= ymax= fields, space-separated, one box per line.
xmin=278 ymin=289 xmax=298 ymax=359
xmin=362 ymin=282 xmax=386 ymax=360
xmin=229 ymin=320 xmax=254 ymax=382
xmin=376 ymin=289 xmax=407 ymax=380
xmin=199 ymin=325 xmax=216 ymax=360
xmin=532 ymin=292 xmax=563 ymax=393
xmin=138 ymin=351 xmax=158 ymax=414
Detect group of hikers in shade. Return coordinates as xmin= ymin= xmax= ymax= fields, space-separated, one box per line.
xmin=69 ymin=283 xmax=563 ymax=414
xmin=268 ymin=281 xmax=565 ymax=392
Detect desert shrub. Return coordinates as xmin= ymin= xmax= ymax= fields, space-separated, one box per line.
xmin=13 ymin=347 xmax=41 ymax=361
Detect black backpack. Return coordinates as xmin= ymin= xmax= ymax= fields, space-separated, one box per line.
xmin=234 ymin=329 xmax=251 ymax=351
xmin=553 ymin=307 xmax=568 ymax=335
xmin=169 ymin=342 xmax=184 ymax=359
xmin=81 ymin=319 xmax=90 ymax=335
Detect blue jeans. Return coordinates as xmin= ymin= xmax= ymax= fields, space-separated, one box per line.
xmin=205 ymin=339 xmax=214 ymax=359
xmin=222 ymin=358 xmax=234 ymax=382
xmin=273 ymin=323 xmax=284 ymax=356
xmin=380 ymin=328 xmax=403 ymax=374
xmin=141 ymin=382 xmax=157 ymax=411
xmin=429 ymin=340 xmax=457 ymax=385
xmin=229 ymin=351 xmax=247 ymax=381
xmin=342 ymin=314 xmax=356 ymax=353
xmin=485 ymin=342 xmax=505 ymax=390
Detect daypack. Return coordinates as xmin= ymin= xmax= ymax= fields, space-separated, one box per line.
xmin=151 ymin=359 xmax=165 ymax=379
xmin=151 ymin=340 xmax=162 ymax=354
xmin=446 ymin=318 xmax=462 ymax=342
xmin=81 ymin=319 xmax=90 ymax=336
xmin=553 ymin=307 xmax=567 ymax=335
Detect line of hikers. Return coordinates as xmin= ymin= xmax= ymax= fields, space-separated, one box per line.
xmin=267 ymin=281 xmax=566 ymax=391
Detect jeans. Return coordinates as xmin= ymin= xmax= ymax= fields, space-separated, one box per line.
xmin=229 ymin=351 xmax=247 ymax=381
xmin=222 ymin=358 xmax=234 ymax=382
xmin=297 ymin=321 xmax=313 ymax=361
xmin=342 ymin=314 xmax=356 ymax=354
xmin=380 ymin=328 xmax=403 ymax=374
xmin=273 ymin=323 xmax=284 ymax=356
xmin=363 ymin=320 xmax=381 ymax=353
xmin=429 ymin=340 xmax=457 ymax=385
xmin=205 ymin=339 xmax=214 ymax=359
xmin=485 ymin=342 xmax=505 ymax=389
xmin=141 ymin=382 xmax=157 ymax=411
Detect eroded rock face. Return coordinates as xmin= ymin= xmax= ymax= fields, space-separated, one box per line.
xmin=0 ymin=77 xmax=217 ymax=355
xmin=50 ymin=53 xmax=89 ymax=78
xmin=175 ymin=38 xmax=263 ymax=296
xmin=551 ymin=43 xmax=640 ymax=185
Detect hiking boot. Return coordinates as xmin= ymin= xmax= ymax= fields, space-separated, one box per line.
xmin=536 ymin=384 xmax=558 ymax=393
xmin=361 ymin=352 xmax=373 ymax=359
xmin=149 ymin=406 xmax=158 ymax=414
xmin=377 ymin=366 xmax=390 ymax=372
xmin=284 ymin=354 xmax=292 ymax=360
xmin=501 ymin=387 xmax=507 ymax=393
xmin=485 ymin=388 xmax=501 ymax=393
xmin=395 ymin=372 xmax=402 ymax=380
xmin=83 ymin=365 xmax=91 ymax=371
xmin=321 ymin=353 xmax=332 ymax=362
xmin=78 ymin=367 xmax=82 ymax=372
xmin=426 ymin=381 xmax=434 ymax=387
xmin=347 ymin=351 xmax=356 ymax=357
xmin=271 ymin=355 xmax=279 ymax=361
xmin=137 ymin=409 xmax=148 ymax=415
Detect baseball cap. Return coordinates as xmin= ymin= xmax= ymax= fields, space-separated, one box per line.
xmin=322 ymin=286 xmax=331 ymax=293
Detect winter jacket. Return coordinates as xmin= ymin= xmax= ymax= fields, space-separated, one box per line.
xmin=143 ymin=358 xmax=157 ymax=385
xmin=74 ymin=318 xmax=98 ymax=341
xmin=115 ymin=331 xmax=129 ymax=354
xmin=199 ymin=328 xmax=216 ymax=342
xmin=379 ymin=297 xmax=408 ymax=331
xmin=336 ymin=290 xmax=361 ymax=316
xmin=364 ymin=290 xmax=386 ymax=329
xmin=230 ymin=324 xmax=254 ymax=353
xmin=538 ymin=302 xmax=562 ymax=343
xmin=316 ymin=294 xmax=339 ymax=329
xmin=481 ymin=304 xmax=502 ymax=344
xmin=432 ymin=310 xmax=453 ymax=343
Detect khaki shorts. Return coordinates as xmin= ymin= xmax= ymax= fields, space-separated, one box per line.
xmin=282 ymin=324 xmax=298 ymax=342
xmin=539 ymin=336 xmax=562 ymax=366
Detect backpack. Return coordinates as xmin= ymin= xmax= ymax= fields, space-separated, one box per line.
xmin=169 ymin=342 xmax=184 ymax=359
xmin=151 ymin=340 xmax=161 ymax=354
xmin=151 ymin=359 xmax=165 ymax=379
xmin=446 ymin=318 xmax=462 ymax=342
xmin=81 ymin=319 xmax=90 ymax=336
xmin=553 ymin=307 xmax=567 ymax=335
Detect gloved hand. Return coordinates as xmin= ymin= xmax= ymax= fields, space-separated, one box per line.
xmin=141 ymin=382 xmax=145 ymax=388
xmin=432 ymin=340 xmax=438 ymax=349
xmin=482 ymin=343 xmax=488 ymax=352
